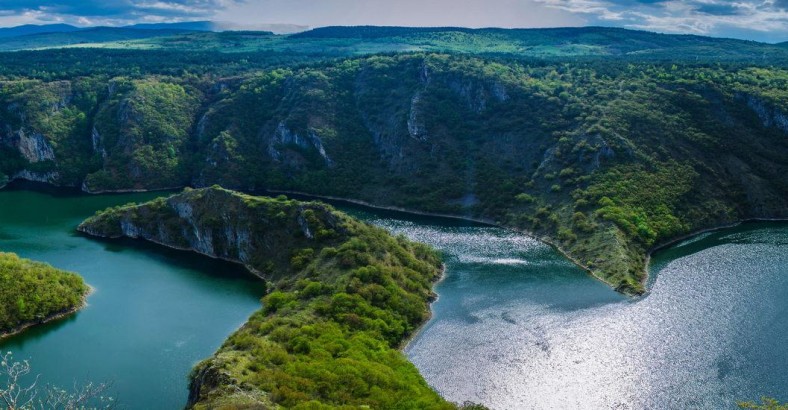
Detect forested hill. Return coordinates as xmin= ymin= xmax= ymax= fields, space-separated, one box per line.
xmin=0 ymin=27 xmax=787 ymax=294
xmin=293 ymin=25 xmax=781 ymax=57
xmin=0 ymin=25 xmax=786 ymax=63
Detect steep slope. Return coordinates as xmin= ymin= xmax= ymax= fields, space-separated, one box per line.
xmin=78 ymin=187 xmax=453 ymax=408
xmin=3 ymin=54 xmax=788 ymax=293
xmin=0 ymin=252 xmax=88 ymax=336
xmin=189 ymin=55 xmax=787 ymax=293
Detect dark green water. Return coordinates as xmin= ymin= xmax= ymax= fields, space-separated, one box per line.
xmin=1 ymin=187 xmax=785 ymax=409
xmin=0 ymin=187 xmax=265 ymax=409
xmin=347 ymin=207 xmax=788 ymax=410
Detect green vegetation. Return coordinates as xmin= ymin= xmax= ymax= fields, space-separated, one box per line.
xmin=2 ymin=28 xmax=787 ymax=294
xmin=79 ymin=187 xmax=457 ymax=408
xmin=739 ymin=398 xmax=788 ymax=410
xmin=0 ymin=252 xmax=88 ymax=334
xmin=3 ymin=26 xmax=788 ymax=64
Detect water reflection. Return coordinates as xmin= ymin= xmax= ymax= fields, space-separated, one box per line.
xmin=353 ymin=213 xmax=787 ymax=410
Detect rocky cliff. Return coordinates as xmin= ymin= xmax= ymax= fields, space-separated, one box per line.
xmin=79 ymin=186 xmax=347 ymax=278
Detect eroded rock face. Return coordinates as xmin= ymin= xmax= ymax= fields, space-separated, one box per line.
xmin=91 ymin=127 xmax=107 ymax=159
xmin=2 ymin=128 xmax=56 ymax=163
xmin=740 ymin=93 xmax=788 ymax=133
xmin=77 ymin=187 xmax=347 ymax=279
xmin=11 ymin=169 xmax=59 ymax=184
xmin=268 ymin=122 xmax=333 ymax=166
xmin=407 ymin=92 xmax=428 ymax=141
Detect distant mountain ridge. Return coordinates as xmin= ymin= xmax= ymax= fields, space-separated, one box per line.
xmin=293 ymin=25 xmax=771 ymax=48
xmin=0 ymin=23 xmax=81 ymax=38
xmin=126 ymin=21 xmax=217 ymax=31
xmin=0 ymin=26 xmax=201 ymax=51
xmin=1 ymin=23 xmax=783 ymax=63
xmin=0 ymin=22 xmax=214 ymax=40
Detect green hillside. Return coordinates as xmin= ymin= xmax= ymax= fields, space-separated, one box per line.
xmin=2 ymin=50 xmax=786 ymax=293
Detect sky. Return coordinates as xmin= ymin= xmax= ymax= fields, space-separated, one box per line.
xmin=0 ymin=0 xmax=787 ymax=42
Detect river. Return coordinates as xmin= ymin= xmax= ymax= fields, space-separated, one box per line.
xmin=355 ymin=209 xmax=787 ymax=409
xmin=1 ymin=187 xmax=785 ymax=409
xmin=0 ymin=187 xmax=265 ymax=409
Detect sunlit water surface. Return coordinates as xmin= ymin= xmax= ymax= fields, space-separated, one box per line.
xmin=348 ymin=207 xmax=788 ymax=410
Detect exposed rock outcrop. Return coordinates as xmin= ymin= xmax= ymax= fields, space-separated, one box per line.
xmin=267 ymin=122 xmax=333 ymax=166
xmin=78 ymin=187 xmax=345 ymax=278
xmin=12 ymin=169 xmax=59 ymax=184
xmin=407 ymin=92 xmax=428 ymax=141
xmin=2 ymin=128 xmax=55 ymax=163
xmin=739 ymin=93 xmax=788 ymax=133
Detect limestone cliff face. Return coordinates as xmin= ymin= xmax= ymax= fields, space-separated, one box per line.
xmin=77 ymin=187 xmax=348 ymax=278
xmin=0 ymin=127 xmax=59 ymax=184
xmin=267 ymin=121 xmax=333 ymax=166
xmin=739 ymin=93 xmax=788 ymax=133
xmin=3 ymin=129 xmax=56 ymax=163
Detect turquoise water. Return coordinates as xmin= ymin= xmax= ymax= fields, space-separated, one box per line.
xmin=1 ymin=186 xmax=785 ymax=409
xmin=0 ymin=187 xmax=265 ymax=409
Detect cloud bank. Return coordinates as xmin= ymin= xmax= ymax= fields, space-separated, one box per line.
xmin=0 ymin=0 xmax=786 ymax=42
xmin=538 ymin=0 xmax=788 ymax=41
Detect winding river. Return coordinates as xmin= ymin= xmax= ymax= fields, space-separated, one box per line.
xmin=0 ymin=187 xmax=265 ymax=409
xmin=1 ymin=186 xmax=785 ymax=409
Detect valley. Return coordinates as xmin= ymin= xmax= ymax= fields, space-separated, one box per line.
xmin=0 ymin=21 xmax=786 ymax=409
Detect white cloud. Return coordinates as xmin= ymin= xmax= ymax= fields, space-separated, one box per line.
xmin=534 ymin=0 xmax=788 ymax=40
xmin=0 ymin=0 xmax=784 ymax=41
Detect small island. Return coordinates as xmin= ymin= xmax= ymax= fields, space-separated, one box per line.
xmin=79 ymin=186 xmax=460 ymax=409
xmin=0 ymin=252 xmax=89 ymax=338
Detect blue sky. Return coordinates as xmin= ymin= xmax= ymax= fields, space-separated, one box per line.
xmin=1 ymin=0 xmax=787 ymax=42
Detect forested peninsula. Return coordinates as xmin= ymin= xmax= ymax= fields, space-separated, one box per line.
xmin=79 ymin=186 xmax=464 ymax=408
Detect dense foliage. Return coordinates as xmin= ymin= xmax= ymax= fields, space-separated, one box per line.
xmin=739 ymin=398 xmax=788 ymax=410
xmin=2 ymin=28 xmax=788 ymax=294
xmin=80 ymin=187 xmax=455 ymax=408
xmin=0 ymin=252 xmax=88 ymax=334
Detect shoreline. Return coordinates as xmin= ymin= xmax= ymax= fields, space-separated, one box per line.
xmin=266 ymin=189 xmax=497 ymax=226
xmin=11 ymin=183 xmax=788 ymax=296
xmin=267 ymin=190 xmax=788 ymax=297
xmin=400 ymin=263 xmax=447 ymax=352
xmin=266 ymin=190 xmax=623 ymax=295
xmin=0 ymin=285 xmax=94 ymax=340
xmin=641 ymin=217 xmax=788 ymax=294
xmin=83 ymin=185 xmax=184 ymax=195
xmin=76 ymin=227 xmax=268 ymax=281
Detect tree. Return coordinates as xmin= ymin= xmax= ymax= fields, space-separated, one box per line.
xmin=0 ymin=352 xmax=115 ymax=410
xmin=738 ymin=398 xmax=788 ymax=410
